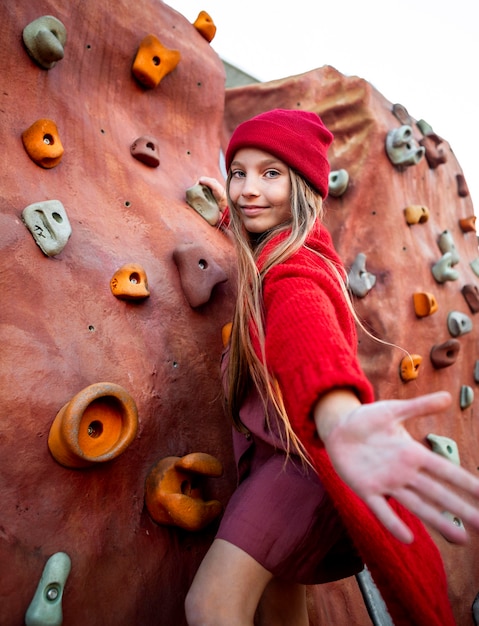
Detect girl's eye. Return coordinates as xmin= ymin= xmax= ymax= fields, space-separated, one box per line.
xmin=231 ymin=169 xmax=245 ymax=178
xmin=265 ymin=169 xmax=280 ymax=178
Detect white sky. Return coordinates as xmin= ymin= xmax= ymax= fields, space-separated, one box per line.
xmin=171 ymin=0 xmax=478 ymax=210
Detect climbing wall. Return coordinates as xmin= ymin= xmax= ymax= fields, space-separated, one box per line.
xmin=0 ymin=2 xmax=237 ymax=625
xmin=224 ymin=68 xmax=479 ymax=625
xmin=2 ymin=0 xmax=478 ymax=624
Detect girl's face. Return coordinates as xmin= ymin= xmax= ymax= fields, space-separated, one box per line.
xmin=228 ymin=148 xmax=292 ymax=234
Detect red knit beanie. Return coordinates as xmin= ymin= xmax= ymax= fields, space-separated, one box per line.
xmin=225 ymin=109 xmax=334 ymax=198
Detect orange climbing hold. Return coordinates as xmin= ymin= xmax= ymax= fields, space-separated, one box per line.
xmin=145 ymin=453 xmax=223 ymax=531
xmin=131 ymin=34 xmax=180 ymax=88
xmin=48 ymin=382 xmax=139 ymax=468
xmin=399 ymin=354 xmax=422 ymax=382
xmin=459 ymin=215 xmax=476 ymax=233
xmin=413 ymin=292 xmax=438 ymax=318
xmin=404 ymin=205 xmax=429 ymax=225
xmin=21 ymin=119 xmax=64 ymax=168
xmin=193 ymin=11 xmax=217 ymax=42
xmin=222 ymin=322 xmax=233 ymax=347
xmin=110 ymin=264 xmax=150 ymax=300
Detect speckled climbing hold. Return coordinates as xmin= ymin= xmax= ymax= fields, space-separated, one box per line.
xmin=22 ymin=119 xmax=64 ymax=168
xmin=145 ymin=453 xmax=223 ymax=531
xmin=48 ymin=382 xmax=138 ymax=468
xmin=110 ymin=264 xmax=150 ymax=300
xmin=426 ymin=433 xmax=460 ymax=465
xmin=22 ymin=15 xmax=67 ymax=69
xmin=459 ymin=215 xmax=476 ymax=233
xmin=460 ymin=385 xmax=474 ymax=410
xmin=347 ymin=253 xmax=376 ymax=298
xmin=131 ymin=34 xmax=180 ymax=89
xmin=25 ymin=552 xmax=71 ymax=626
xmin=441 ymin=511 xmax=465 ymax=541
xmin=185 ymin=184 xmax=220 ymax=226
xmin=130 ymin=135 xmax=160 ymax=167
xmin=438 ymin=230 xmax=459 ymax=265
xmin=431 ymin=252 xmax=459 ymax=283
xmin=418 ymin=135 xmax=447 ymax=169
xmin=399 ymin=354 xmax=422 ymax=382
xmin=22 ymin=200 xmax=71 ymax=257
xmin=385 ymin=125 xmax=425 ymax=167
xmin=404 ymin=204 xmax=429 ymax=225
xmin=456 ymin=174 xmax=470 ymax=198
xmin=461 ymin=284 xmax=479 ymax=313
xmin=447 ymin=311 xmax=472 ymax=337
xmin=222 ymin=322 xmax=233 ymax=348
xmin=193 ymin=10 xmax=217 ymax=42
xmin=470 ymin=258 xmax=479 ymax=277
xmin=413 ymin=292 xmax=438 ymax=317
xmin=173 ymin=243 xmax=228 ymax=308
xmin=328 ymin=169 xmax=349 ymax=197
xmin=430 ymin=339 xmax=460 ymax=369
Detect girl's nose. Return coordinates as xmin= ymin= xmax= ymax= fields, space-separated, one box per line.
xmin=241 ymin=174 xmax=259 ymax=196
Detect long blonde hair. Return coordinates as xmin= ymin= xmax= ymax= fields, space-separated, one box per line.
xmin=224 ymin=169 xmax=337 ymax=460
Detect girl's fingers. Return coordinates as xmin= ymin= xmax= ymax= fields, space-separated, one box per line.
xmin=387 ymin=391 xmax=452 ymax=425
xmin=365 ymin=494 xmax=414 ymax=544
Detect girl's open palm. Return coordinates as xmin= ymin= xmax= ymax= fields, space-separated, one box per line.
xmin=322 ymin=391 xmax=479 ymax=544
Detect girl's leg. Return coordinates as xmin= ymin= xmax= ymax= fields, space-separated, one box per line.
xmin=186 ymin=538 xmax=307 ymax=626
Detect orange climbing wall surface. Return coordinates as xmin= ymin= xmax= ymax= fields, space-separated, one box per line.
xmin=0 ymin=1 xmax=237 ymax=625
xmin=2 ymin=1 xmax=479 ymax=625
xmin=224 ymin=69 xmax=479 ymax=625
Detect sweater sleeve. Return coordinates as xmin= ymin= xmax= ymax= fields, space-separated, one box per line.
xmin=262 ymin=249 xmax=374 ymax=444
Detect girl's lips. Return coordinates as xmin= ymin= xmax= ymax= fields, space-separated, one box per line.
xmin=241 ymin=206 xmax=266 ymax=216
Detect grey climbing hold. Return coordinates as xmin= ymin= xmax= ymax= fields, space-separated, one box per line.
xmin=431 ymin=252 xmax=459 ymax=283
xmin=25 ymin=552 xmax=71 ymax=626
xmin=470 ymin=258 xmax=479 ymax=277
xmin=385 ymin=125 xmax=425 ymax=167
xmin=447 ymin=311 xmax=472 ymax=337
xmin=437 ymin=230 xmax=460 ymax=265
xmin=328 ymin=169 xmax=349 ymax=197
xmin=426 ymin=433 xmax=460 ymax=465
xmin=347 ymin=253 xmax=376 ymax=298
xmin=23 ymin=16 xmax=67 ymax=70
xmin=22 ymin=200 xmax=72 ymax=257
xmin=185 ymin=184 xmax=220 ymax=226
xmin=460 ymin=385 xmax=474 ymax=410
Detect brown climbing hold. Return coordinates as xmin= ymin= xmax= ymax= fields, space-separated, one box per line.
xmin=173 ymin=243 xmax=228 ymax=308
xmin=419 ymin=135 xmax=447 ymax=169
xmin=110 ymin=264 xmax=150 ymax=300
xmin=459 ymin=215 xmax=476 ymax=233
xmin=145 ymin=453 xmax=223 ymax=531
xmin=413 ymin=292 xmax=438 ymax=318
xmin=131 ymin=34 xmax=180 ymax=89
xmin=48 ymin=382 xmax=139 ymax=468
xmin=461 ymin=285 xmax=479 ymax=314
xmin=193 ymin=11 xmax=217 ymax=42
xmin=404 ymin=205 xmax=429 ymax=225
xmin=130 ymin=135 xmax=160 ymax=167
xmin=456 ymin=174 xmax=469 ymax=198
xmin=399 ymin=354 xmax=422 ymax=382
xmin=430 ymin=339 xmax=461 ymax=369
xmin=22 ymin=119 xmax=64 ymax=168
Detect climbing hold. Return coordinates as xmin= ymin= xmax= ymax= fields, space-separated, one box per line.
xmin=418 ymin=135 xmax=447 ymax=169
xmin=22 ymin=200 xmax=71 ymax=257
xmin=173 ymin=243 xmax=228 ymax=308
xmin=110 ymin=264 xmax=150 ymax=300
xmin=347 ymin=253 xmax=376 ymax=298
xmin=392 ymin=103 xmax=413 ymax=126
xmin=462 ymin=284 xmax=479 ymax=313
xmin=474 ymin=361 xmax=479 ymax=384
xmin=22 ymin=119 xmax=64 ymax=169
xmin=222 ymin=322 xmax=233 ymax=348
xmin=430 ymin=339 xmax=460 ymax=369
xmin=145 ymin=453 xmax=223 ymax=531
xmin=24 ymin=552 xmax=71 ymax=626
xmin=48 ymin=382 xmax=138 ymax=468
xmin=426 ymin=433 xmax=460 ymax=465
xmin=470 ymin=258 xmax=479 ymax=277
xmin=130 ymin=135 xmax=160 ymax=167
xmin=413 ymin=292 xmax=438 ymax=318
xmin=185 ymin=184 xmax=220 ymax=226
xmin=431 ymin=252 xmax=459 ymax=283
xmin=459 ymin=215 xmax=476 ymax=233
xmin=456 ymin=173 xmax=470 ymax=198
xmin=131 ymin=34 xmax=180 ymax=88
xmin=399 ymin=354 xmax=422 ymax=382
xmin=328 ymin=169 xmax=349 ymax=197
xmin=447 ymin=311 xmax=472 ymax=337
xmin=460 ymin=385 xmax=474 ymax=409
xmin=404 ymin=204 xmax=429 ymax=225
xmin=193 ymin=10 xmax=217 ymax=42
xmin=437 ymin=230 xmax=459 ymax=265
xmin=385 ymin=125 xmax=425 ymax=167
xmin=22 ymin=15 xmax=67 ymax=69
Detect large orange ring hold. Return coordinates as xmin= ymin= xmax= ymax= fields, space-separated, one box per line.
xmin=48 ymin=382 xmax=138 ymax=468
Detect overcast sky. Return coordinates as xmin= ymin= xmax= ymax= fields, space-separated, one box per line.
xmin=171 ymin=0 xmax=478 ymax=210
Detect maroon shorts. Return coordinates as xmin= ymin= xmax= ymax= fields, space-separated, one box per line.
xmin=216 ymin=440 xmax=362 ymax=585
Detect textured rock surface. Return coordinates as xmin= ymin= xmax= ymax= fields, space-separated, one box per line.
xmin=1 ymin=1 xmax=478 ymax=624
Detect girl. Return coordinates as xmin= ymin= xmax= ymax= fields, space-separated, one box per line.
xmin=185 ymin=109 xmax=479 ymax=626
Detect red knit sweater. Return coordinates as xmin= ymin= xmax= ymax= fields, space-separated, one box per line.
xmin=257 ymin=221 xmax=455 ymax=626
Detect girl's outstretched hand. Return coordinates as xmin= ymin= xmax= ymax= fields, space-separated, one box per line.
xmin=198 ymin=176 xmax=228 ymax=213
xmin=315 ymin=390 xmax=479 ymax=544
